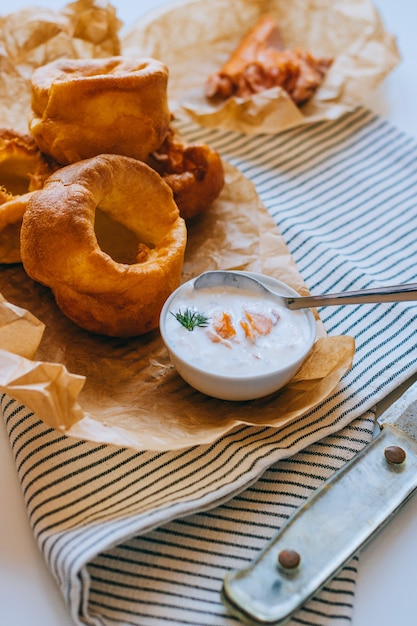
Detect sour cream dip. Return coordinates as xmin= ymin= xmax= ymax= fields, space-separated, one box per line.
xmin=165 ymin=284 xmax=310 ymax=376
xmin=160 ymin=273 xmax=316 ymax=400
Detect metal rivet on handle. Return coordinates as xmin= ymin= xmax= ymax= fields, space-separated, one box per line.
xmin=277 ymin=549 xmax=300 ymax=570
xmin=384 ymin=445 xmax=406 ymax=464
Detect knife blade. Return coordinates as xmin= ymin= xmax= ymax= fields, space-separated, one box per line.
xmin=221 ymin=378 xmax=417 ymax=625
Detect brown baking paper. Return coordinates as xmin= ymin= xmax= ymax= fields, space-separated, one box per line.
xmin=0 ymin=1 xmax=355 ymax=450
xmin=123 ymin=0 xmax=400 ymax=134
xmin=0 ymin=161 xmax=355 ymax=450
xmin=0 ymin=0 xmax=122 ymax=134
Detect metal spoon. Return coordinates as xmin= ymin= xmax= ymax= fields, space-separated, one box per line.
xmin=193 ymin=270 xmax=417 ymax=310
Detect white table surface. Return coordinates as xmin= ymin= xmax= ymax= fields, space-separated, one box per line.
xmin=1 ymin=1 xmax=416 ymax=625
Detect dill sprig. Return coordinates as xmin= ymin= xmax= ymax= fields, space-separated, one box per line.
xmin=171 ymin=308 xmax=210 ymax=331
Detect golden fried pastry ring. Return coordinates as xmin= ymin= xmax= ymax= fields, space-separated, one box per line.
xmin=20 ymin=154 xmax=187 ymax=337
xmin=29 ymin=56 xmax=171 ymax=165
xmin=0 ymin=128 xmax=57 ymax=263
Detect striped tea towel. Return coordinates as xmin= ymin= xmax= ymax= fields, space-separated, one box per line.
xmin=3 ymin=106 xmax=417 ymax=625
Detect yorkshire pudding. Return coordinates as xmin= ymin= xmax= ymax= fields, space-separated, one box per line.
xmin=20 ymin=154 xmax=187 ymax=337
xmin=0 ymin=128 xmax=57 ymax=263
xmin=29 ymin=56 xmax=171 ymax=165
xmin=148 ymin=127 xmax=225 ymax=220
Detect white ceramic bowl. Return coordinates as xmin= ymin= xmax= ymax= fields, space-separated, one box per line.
xmin=159 ymin=271 xmax=316 ymax=401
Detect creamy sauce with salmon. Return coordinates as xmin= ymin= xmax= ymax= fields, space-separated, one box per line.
xmin=165 ymin=284 xmax=311 ymax=377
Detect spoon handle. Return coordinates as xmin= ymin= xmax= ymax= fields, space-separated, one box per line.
xmin=288 ymin=283 xmax=417 ymax=309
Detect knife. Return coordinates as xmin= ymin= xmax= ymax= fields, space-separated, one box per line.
xmin=221 ymin=378 xmax=417 ymax=625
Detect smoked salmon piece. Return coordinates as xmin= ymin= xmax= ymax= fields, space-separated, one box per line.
xmin=205 ymin=15 xmax=332 ymax=105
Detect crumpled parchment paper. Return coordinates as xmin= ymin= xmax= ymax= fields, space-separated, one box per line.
xmin=0 ymin=160 xmax=355 ymax=450
xmin=0 ymin=0 xmax=357 ymax=450
xmin=0 ymin=0 xmax=122 ymax=133
xmin=123 ymin=0 xmax=400 ymax=134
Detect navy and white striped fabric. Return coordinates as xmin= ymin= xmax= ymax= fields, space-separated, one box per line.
xmin=3 ymin=106 xmax=417 ymax=625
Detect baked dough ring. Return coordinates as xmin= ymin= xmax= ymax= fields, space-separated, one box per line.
xmin=20 ymin=154 xmax=187 ymax=337
xmin=0 ymin=129 xmax=57 ymax=263
xmin=29 ymin=56 xmax=171 ymax=165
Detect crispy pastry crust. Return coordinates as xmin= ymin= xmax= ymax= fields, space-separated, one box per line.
xmin=148 ymin=127 xmax=225 ymax=220
xmin=0 ymin=128 xmax=57 ymax=263
xmin=20 ymin=154 xmax=187 ymax=337
xmin=29 ymin=56 xmax=171 ymax=165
